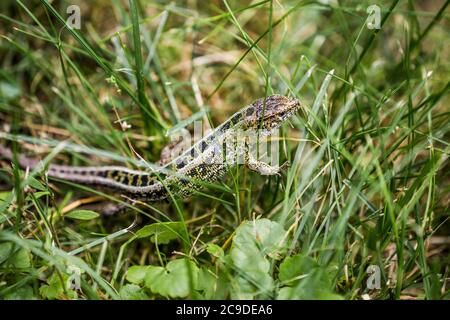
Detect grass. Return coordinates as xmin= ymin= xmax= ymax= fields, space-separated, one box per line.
xmin=0 ymin=0 xmax=449 ymax=300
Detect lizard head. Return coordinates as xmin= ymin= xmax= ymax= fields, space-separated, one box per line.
xmin=239 ymin=95 xmax=301 ymax=132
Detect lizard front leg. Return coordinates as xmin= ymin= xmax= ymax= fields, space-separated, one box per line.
xmin=246 ymin=153 xmax=290 ymax=176
xmin=240 ymin=139 xmax=290 ymax=176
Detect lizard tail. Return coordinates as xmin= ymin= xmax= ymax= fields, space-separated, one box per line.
xmin=0 ymin=144 xmax=40 ymax=169
xmin=0 ymin=144 xmax=161 ymax=193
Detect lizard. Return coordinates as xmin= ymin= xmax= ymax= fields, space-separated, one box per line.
xmin=0 ymin=95 xmax=301 ymax=210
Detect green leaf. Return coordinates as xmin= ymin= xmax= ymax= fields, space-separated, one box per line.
xmin=65 ymin=210 xmax=99 ymax=220
xmin=119 ymin=284 xmax=149 ymax=300
xmin=277 ymin=282 xmax=343 ymax=300
xmin=230 ymin=219 xmax=287 ymax=274
xmin=4 ymin=285 xmax=36 ymax=300
xmin=277 ymin=287 xmax=295 ymax=299
xmin=197 ymin=268 xmax=228 ymax=300
xmin=230 ymin=275 xmax=273 ymax=300
xmin=232 ymin=219 xmax=288 ymax=262
xmin=228 ymin=219 xmax=287 ymax=298
xmin=0 ymin=242 xmax=31 ymax=268
xmin=316 ymin=292 xmax=344 ymax=300
xmin=278 ymin=255 xmax=339 ymax=299
xmin=206 ymin=243 xmax=224 ymax=259
xmin=28 ymin=176 xmax=47 ymax=191
xmin=39 ymin=273 xmax=77 ymax=300
xmin=0 ymin=191 xmax=11 ymax=202
xmin=279 ymin=254 xmax=319 ymax=284
xmin=33 ymin=191 xmax=51 ymax=199
xmin=0 ymin=242 xmax=13 ymax=264
xmin=135 ymin=222 xmax=183 ymax=244
xmin=9 ymin=248 xmax=31 ymax=268
xmin=144 ymin=258 xmax=199 ymax=298
xmin=126 ymin=266 xmax=149 ymax=285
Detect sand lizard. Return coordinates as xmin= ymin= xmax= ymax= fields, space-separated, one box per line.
xmin=0 ymin=95 xmax=300 ymax=207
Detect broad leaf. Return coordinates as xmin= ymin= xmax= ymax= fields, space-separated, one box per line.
xmin=144 ymin=258 xmax=199 ymax=298
xmin=126 ymin=266 xmax=149 ymax=285
xmin=119 ymin=284 xmax=149 ymax=300
xmin=229 ymin=219 xmax=287 ymax=298
xmin=279 ymin=254 xmax=319 ymax=284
